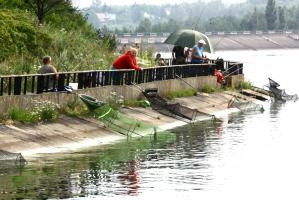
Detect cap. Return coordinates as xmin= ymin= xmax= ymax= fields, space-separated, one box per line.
xmin=198 ymin=39 xmax=206 ymax=45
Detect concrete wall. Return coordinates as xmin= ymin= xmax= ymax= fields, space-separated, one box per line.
xmin=0 ymin=75 xmax=226 ymax=114
xmin=226 ymin=74 xmax=244 ymax=88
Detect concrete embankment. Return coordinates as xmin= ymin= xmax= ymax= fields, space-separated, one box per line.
xmin=0 ymin=90 xmax=264 ymax=159
xmin=0 ymin=75 xmax=248 ymax=158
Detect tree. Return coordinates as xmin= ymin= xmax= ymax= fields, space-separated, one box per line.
xmin=96 ymin=26 xmax=117 ymax=51
xmin=251 ymin=7 xmax=258 ymax=31
xmin=265 ymin=0 xmax=277 ymax=30
xmin=278 ymin=6 xmax=287 ymax=30
xmin=24 ymin=0 xmax=74 ymax=24
xmin=136 ymin=18 xmax=152 ymax=33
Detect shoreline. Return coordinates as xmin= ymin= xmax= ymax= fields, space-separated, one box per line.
xmin=0 ymin=91 xmax=256 ymax=160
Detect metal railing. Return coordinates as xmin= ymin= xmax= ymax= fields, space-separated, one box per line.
xmin=0 ymin=60 xmax=243 ymax=96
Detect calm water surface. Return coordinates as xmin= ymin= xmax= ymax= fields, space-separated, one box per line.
xmin=1 ymin=49 xmax=299 ymax=200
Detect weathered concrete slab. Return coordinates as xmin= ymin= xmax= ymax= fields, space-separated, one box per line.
xmin=0 ymin=116 xmax=125 ymax=157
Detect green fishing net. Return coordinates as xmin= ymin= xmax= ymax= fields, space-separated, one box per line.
xmin=92 ymin=105 xmax=158 ymax=137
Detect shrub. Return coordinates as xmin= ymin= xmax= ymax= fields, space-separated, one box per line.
xmin=237 ymin=80 xmax=253 ymax=90
xmin=200 ymin=84 xmax=216 ymax=93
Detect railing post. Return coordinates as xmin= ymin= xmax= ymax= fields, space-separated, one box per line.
xmin=92 ymin=71 xmax=97 ymax=87
xmin=8 ymin=77 xmax=12 ymax=95
xmin=96 ymin=71 xmax=101 ymax=86
xmin=57 ymin=74 xmax=65 ymax=91
xmin=52 ymin=75 xmax=57 ymax=92
xmin=113 ymin=71 xmax=123 ymax=85
xmin=23 ymin=76 xmax=27 ymax=95
xmin=136 ymin=70 xmax=143 ymax=84
xmin=66 ymin=74 xmax=70 ymax=86
xmin=37 ymin=76 xmax=44 ymax=94
xmin=13 ymin=77 xmax=22 ymax=95
xmin=103 ymin=71 xmax=111 ymax=86
xmin=125 ymin=70 xmax=133 ymax=85
xmin=78 ymin=73 xmax=84 ymax=89
xmin=31 ymin=76 xmax=35 ymax=94
xmin=0 ymin=78 xmax=4 ymax=96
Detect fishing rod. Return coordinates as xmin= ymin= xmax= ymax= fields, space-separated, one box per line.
xmin=175 ymin=74 xmax=197 ymax=91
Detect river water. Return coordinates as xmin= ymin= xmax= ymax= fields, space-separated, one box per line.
xmin=1 ymin=49 xmax=299 ymax=200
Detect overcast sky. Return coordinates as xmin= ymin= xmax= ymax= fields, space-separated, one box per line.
xmin=72 ymin=0 xmax=246 ymax=8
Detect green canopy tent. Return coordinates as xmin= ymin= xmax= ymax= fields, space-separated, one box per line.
xmin=164 ymin=29 xmax=214 ymax=53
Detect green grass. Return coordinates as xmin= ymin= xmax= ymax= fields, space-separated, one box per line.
xmin=9 ymin=108 xmax=35 ymax=123
xmin=8 ymin=101 xmax=59 ymax=123
xmin=200 ymin=84 xmax=216 ymax=93
xmin=125 ymin=100 xmax=151 ymax=108
xmin=237 ymin=80 xmax=253 ymax=90
xmin=166 ymin=89 xmax=197 ymax=100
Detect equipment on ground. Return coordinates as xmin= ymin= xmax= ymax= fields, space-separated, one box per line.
xmin=0 ymin=150 xmax=26 ymax=163
xmin=228 ymin=95 xmax=264 ymax=112
xmin=265 ymin=78 xmax=298 ymax=102
xmin=132 ymin=83 xmax=216 ymax=122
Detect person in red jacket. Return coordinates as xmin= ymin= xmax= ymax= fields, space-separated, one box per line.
xmin=112 ymin=48 xmax=142 ymax=70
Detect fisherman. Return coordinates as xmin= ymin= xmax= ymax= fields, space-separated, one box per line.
xmin=112 ymin=47 xmax=143 ymax=71
xmin=191 ymin=39 xmax=208 ymax=64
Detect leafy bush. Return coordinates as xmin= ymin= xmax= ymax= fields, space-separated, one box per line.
xmin=0 ymin=9 xmax=51 ymax=62
xmin=0 ymin=7 xmax=117 ymax=75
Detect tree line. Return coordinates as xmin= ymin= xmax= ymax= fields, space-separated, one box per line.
xmin=85 ymin=0 xmax=299 ymax=33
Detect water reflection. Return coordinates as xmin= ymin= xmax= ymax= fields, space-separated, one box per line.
xmin=118 ymin=160 xmax=140 ymax=195
xmin=1 ymin=102 xmax=298 ymax=199
xmin=269 ymin=101 xmax=284 ymax=117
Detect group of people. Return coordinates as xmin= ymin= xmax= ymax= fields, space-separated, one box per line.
xmin=40 ymin=39 xmax=209 ymax=77
xmin=38 ymin=39 xmax=216 ymax=89
xmin=172 ymin=39 xmax=208 ymax=65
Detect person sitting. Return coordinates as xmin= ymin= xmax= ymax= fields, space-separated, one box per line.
xmin=184 ymin=47 xmax=192 ymax=64
xmin=38 ymin=56 xmax=58 ymax=90
xmin=155 ymin=53 xmax=166 ymax=66
xmin=172 ymin=45 xmax=185 ymax=65
xmin=112 ymin=47 xmax=142 ymax=70
xmin=191 ymin=39 xmax=208 ymax=64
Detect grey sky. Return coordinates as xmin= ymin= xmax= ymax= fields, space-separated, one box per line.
xmin=72 ymin=0 xmax=246 ymax=8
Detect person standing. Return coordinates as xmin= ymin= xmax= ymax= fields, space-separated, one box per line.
xmin=172 ymin=45 xmax=185 ymax=65
xmin=112 ymin=48 xmax=142 ymax=70
xmin=191 ymin=39 xmax=208 ymax=64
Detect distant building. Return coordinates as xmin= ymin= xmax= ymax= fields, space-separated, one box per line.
xmin=96 ymin=13 xmax=116 ymax=23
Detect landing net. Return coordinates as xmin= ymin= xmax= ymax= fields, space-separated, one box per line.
xmin=0 ymin=150 xmax=26 ymax=163
xmin=228 ymin=96 xmax=264 ymax=112
xmin=92 ymin=104 xmax=158 ymax=137
xmin=266 ymin=78 xmax=298 ymax=102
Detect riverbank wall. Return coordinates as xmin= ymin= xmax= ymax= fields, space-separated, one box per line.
xmin=0 ymin=75 xmax=244 ymax=115
xmin=0 ymin=75 xmax=245 ymax=158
